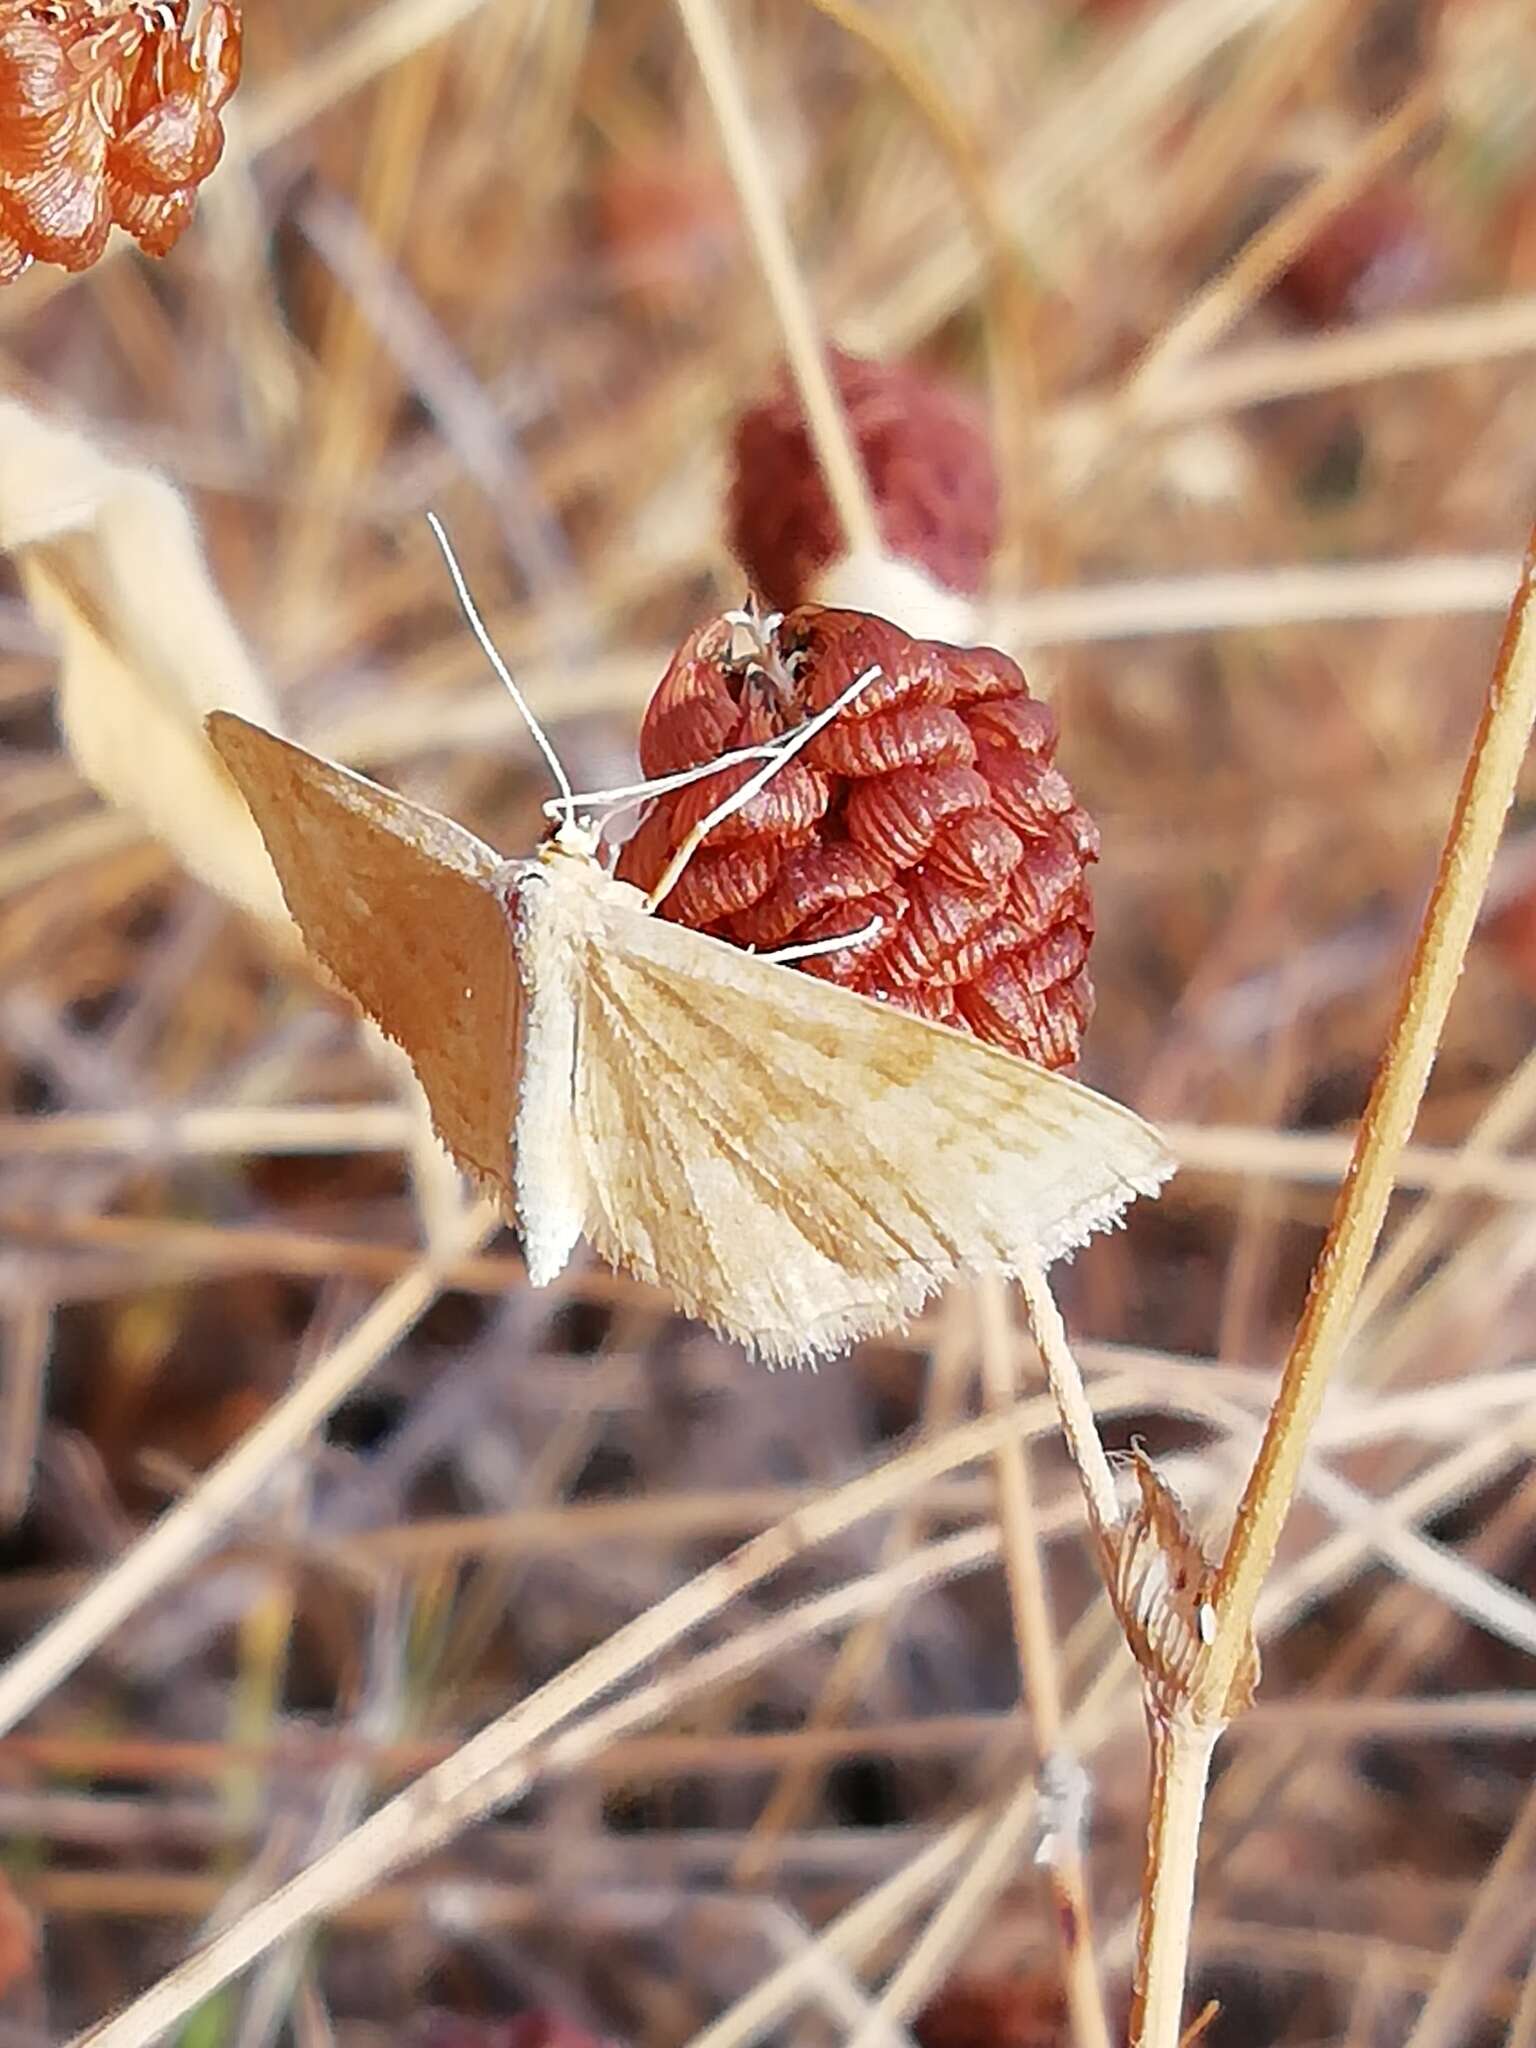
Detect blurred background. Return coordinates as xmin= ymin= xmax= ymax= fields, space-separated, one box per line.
xmin=2 ymin=0 xmax=1536 ymax=2042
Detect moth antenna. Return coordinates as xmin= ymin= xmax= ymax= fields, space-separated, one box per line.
xmin=547 ymin=731 xmax=809 ymax=824
xmin=644 ymin=661 xmax=883 ymax=915
xmin=760 ymin=914 xmax=883 ymax=966
xmin=426 ymin=513 xmax=577 ymax=823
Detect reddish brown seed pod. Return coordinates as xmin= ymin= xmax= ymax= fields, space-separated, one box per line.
xmin=592 ymin=141 xmax=736 ymax=325
xmin=727 ymin=348 xmax=1001 ymax=612
xmin=914 ymin=1973 xmax=1071 ymax=2048
xmin=0 ymin=0 xmax=241 ymax=284
xmin=1273 ymin=180 xmax=1441 ymax=326
xmin=615 ymin=605 xmax=1098 ymax=1072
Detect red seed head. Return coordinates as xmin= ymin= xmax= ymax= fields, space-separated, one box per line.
xmin=727 ymin=348 xmax=1000 ymax=611
xmin=914 ymin=1973 xmax=1071 ymax=2048
xmin=1273 ymin=181 xmax=1440 ymax=326
xmin=616 ymin=605 xmax=1097 ymax=1071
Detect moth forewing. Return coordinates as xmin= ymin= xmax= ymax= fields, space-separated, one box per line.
xmin=615 ymin=886 xmax=1171 ymax=1254
xmin=206 ymin=712 xmax=524 ymax=1205
xmin=573 ymin=868 xmax=1173 ymax=1364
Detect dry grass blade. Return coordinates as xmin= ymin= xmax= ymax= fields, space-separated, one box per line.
xmin=1400 ymin=1781 xmax=1536 ymax=2048
xmin=62 ymin=1394 xmax=1070 ymax=2047
xmin=977 ymin=1273 xmax=1111 ymax=2048
xmin=1127 ymin=83 xmax=1437 ymax=402
xmin=1508 ymin=1953 xmax=1536 ymax=2048
xmin=847 ymin=1776 xmax=1040 ymax=2047
xmin=1204 ymin=529 xmax=1536 ymax=1706
xmin=687 ymin=1810 xmax=997 ymax=2048
xmin=673 ymin=0 xmax=879 ymax=559
xmin=0 ymin=1297 xmax=51 ymax=1530
xmin=0 ymin=1202 xmax=501 ymax=1741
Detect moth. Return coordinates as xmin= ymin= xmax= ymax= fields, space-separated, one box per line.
xmin=208 ymin=565 xmax=1171 ymax=1364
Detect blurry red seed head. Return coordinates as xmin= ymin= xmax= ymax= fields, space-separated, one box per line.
xmin=915 ymin=1972 xmax=1071 ymax=2048
xmin=593 ymin=142 xmax=736 ymax=324
xmin=1273 ymin=181 xmax=1441 ymax=326
xmin=727 ymin=347 xmax=1000 ymax=612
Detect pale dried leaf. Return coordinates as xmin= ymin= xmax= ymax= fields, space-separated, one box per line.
xmin=0 ymin=398 xmax=289 ymax=930
xmin=0 ymin=399 xmax=474 ymax=1251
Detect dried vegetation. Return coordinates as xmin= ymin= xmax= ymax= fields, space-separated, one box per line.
xmin=3 ymin=1 xmax=1536 ymax=2044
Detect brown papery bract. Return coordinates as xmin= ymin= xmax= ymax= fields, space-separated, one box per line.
xmin=0 ymin=0 xmax=241 ymax=282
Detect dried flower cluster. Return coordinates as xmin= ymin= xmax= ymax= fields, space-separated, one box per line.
xmin=728 ymin=348 xmax=1000 ymax=610
xmin=0 ymin=0 xmax=241 ymax=283
xmin=616 ymin=604 xmax=1098 ymax=1070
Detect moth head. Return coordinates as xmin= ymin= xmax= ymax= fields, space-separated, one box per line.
xmin=541 ymin=813 xmax=604 ymax=867
xmin=700 ymin=597 xmax=804 ymax=722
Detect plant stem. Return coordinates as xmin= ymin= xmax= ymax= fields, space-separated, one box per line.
xmin=1126 ymin=528 xmax=1536 ymax=2047
xmin=1400 ymin=1776 xmax=1536 ymax=2048
xmin=978 ymin=1274 xmax=1112 ymax=2048
xmin=1198 ymin=526 xmax=1536 ymax=1721
xmin=1017 ymin=1259 xmax=1122 ymax=1548
xmin=1129 ymin=1719 xmax=1219 ymax=2048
